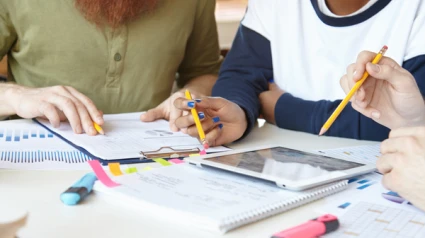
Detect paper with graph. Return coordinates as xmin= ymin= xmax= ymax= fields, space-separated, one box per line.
xmin=0 ymin=119 xmax=90 ymax=170
xmin=315 ymin=144 xmax=381 ymax=165
xmin=37 ymin=112 xmax=230 ymax=160
xmin=315 ymin=172 xmax=425 ymax=237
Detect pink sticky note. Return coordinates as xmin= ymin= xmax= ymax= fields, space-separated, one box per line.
xmin=169 ymin=159 xmax=184 ymax=164
xmin=88 ymin=160 xmax=120 ymax=188
xmin=200 ymin=149 xmax=207 ymax=155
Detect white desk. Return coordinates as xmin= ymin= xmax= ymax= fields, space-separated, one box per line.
xmin=0 ymin=121 xmax=377 ymax=238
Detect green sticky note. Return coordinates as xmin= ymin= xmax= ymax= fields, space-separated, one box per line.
xmin=153 ymin=158 xmax=172 ymax=166
xmin=125 ymin=167 xmax=138 ymax=174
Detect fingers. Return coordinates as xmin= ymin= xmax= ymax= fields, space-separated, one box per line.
xmin=169 ymin=105 xmax=183 ymax=132
xmin=38 ymin=102 xmax=61 ymax=128
xmin=380 ymin=137 xmax=403 ymax=154
xmin=55 ymin=87 xmax=97 ymax=135
xmin=350 ymin=102 xmax=381 ymax=120
xmin=173 ymin=97 xmax=197 ymax=110
xmin=175 ymin=112 xmax=205 ymax=129
xmin=388 ymin=126 xmax=425 ymax=139
xmin=382 ymin=172 xmax=395 ymax=191
xmin=140 ymin=108 xmax=164 ymax=122
xmin=45 ymin=93 xmax=83 ymax=134
xmin=204 ymin=124 xmax=223 ymax=147
xmin=180 ymin=115 xmax=221 ymax=137
xmin=66 ymin=86 xmax=103 ymax=125
xmin=376 ymin=153 xmax=395 ymax=174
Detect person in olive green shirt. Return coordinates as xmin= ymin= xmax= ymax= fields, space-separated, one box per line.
xmin=0 ymin=0 xmax=222 ymax=135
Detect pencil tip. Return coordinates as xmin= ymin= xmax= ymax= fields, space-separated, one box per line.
xmin=319 ymin=128 xmax=327 ymax=136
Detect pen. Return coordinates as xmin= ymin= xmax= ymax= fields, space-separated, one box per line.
xmin=60 ymin=172 xmax=97 ymax=205
xmin=184 ymin=89 xmax=209 ymax=149
xmin=319 ymin=45 xmax=388 ymax=136
xmin=271 ymin=214 xmax=339 ymax=238
xmin=93 ymin=122 xmax=105 ymax=135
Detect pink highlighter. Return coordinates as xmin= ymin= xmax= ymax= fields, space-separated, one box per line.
xmin=271 ymin=214 xmax=339 ymax=238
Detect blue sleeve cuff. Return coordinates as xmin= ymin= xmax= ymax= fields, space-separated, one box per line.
xmin=274 ymin=93 xmax=316 ymax=133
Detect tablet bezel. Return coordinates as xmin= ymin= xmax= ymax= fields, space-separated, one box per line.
xmin=185 ymin=144 xmax=376 ymax=191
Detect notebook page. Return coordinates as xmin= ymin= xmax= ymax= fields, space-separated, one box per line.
xmin=37 ymin=112 xmax=230 ymax=160
xmin=95 ymin=164 xmax=346 ymax=232
xmin=315 ymin=144 xmax=381 ymax=165
xmin=0 ymin=120 xmax=90 ymax=170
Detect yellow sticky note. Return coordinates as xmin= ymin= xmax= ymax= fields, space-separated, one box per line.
xmin=124 ymin=167 xmax=138 ymax=174
xmin=108 ymin=163 xmax=123 ymax=176
xmin=189 ymin=153 xmax=200 ymax=157
xmin=153 ymin=158 xmax=172 ymax=166
xmin=142 ymin=166 xmax=153 ymax=171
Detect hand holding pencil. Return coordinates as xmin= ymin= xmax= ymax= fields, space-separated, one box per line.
xmin=172 ymin=94 xmax=248 ymax=147
xmin=319 ymin=46 xmax=388 ymax=135
xmin=338 ymin=49 xmax=425 ymax=130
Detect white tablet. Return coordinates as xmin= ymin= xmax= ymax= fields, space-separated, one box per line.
xmin=185 ymin=145 xmax=376 ymax=191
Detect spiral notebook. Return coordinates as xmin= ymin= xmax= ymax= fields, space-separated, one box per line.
xmin=94 ymin=164 xmax=348 ymax=233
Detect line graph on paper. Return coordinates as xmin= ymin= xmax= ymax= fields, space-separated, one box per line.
xmin=0 ymin=120 xmax=91 ymax=170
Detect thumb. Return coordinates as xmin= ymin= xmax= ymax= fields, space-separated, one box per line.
xmin=140 ymin=108 xmax=164 ymax=122
xmin=366 ymin=62 xmax=405 ymax=85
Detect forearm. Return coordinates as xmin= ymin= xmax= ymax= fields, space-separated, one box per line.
xmin=182 ymin=74 xmax=218 ymax=96
xmin=0 ymin=82 xmax=19 ymax=116
xmin=275 ymin=93 xmax=390 ymax=141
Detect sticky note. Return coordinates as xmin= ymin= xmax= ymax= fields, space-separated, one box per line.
xmin=108 ymin=163 xmax=123 ymax=176
xmin=142 ymin=166 xmax=152 ymax=171
xmin=200 ymin=150 xmax=207 ymax=155
xmin=169 ymin=159 xmax=184 ymax=164
xmin=189 ymin=153 xmax=200 ymax=157
xmin=88 ymin=160 xmax=120 ymax=188
xmin=125 ymin=167 xmax=138 ymax=174
xmin=153 ymin=158 xmax=172 ymax=166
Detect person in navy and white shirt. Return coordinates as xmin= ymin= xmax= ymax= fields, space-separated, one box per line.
xmin=173 ymin=0 xmax=425 ymax=146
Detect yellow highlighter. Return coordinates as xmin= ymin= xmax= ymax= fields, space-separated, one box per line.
xmin=185 ymin=89 xmax=209 ymax=149
xmin=319 ymin=45 xmax=388 ymax=136
xmin=93 ymin=122 xmax=105 ymax=135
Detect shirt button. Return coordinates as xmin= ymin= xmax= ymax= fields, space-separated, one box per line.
xmin=114 ymin=53 xmax=122 ymax=61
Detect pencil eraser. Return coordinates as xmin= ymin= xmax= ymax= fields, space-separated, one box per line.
xmin=383 ymin=45 xmax=388 ymax=50
xmin=203 ymin=143 xmax=209 ymax=150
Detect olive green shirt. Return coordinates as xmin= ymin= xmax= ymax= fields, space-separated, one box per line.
xmin=0 ymin=0 xmax=222 ymax=113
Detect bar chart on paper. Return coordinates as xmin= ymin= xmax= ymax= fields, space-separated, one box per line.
xmin=0 ymin=120 xmax=91 ymax=170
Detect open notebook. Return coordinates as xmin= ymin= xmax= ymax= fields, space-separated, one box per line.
xmin=94 ymin=164 xmax=348 ymax=234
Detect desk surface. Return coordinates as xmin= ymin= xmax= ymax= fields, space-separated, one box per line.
xmin=0 ymin=121 xmax=376 ymax=238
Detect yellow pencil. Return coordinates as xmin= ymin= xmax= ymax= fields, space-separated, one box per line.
xmin=319 ymin=45 xmax=388 ymax=136
xmin=185 ymin=89 xmax=209 ymax=149
xmin=93 ymin=122 xmax=105 ymax=135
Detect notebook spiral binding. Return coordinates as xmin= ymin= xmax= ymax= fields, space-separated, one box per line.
xmin=220 ymin=180 xmax=349 ymax=232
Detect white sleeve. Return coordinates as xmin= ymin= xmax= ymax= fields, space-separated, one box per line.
xmin=404 ymin=0 xmax=425 ymax=61
xmin=241 ymin=0 xmax=276 ymax=40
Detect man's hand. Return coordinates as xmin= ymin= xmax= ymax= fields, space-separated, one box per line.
xmin=5 ymin=84 xmax=103 ymax=135
xmin=259 ymin=81 xmax=285 ymax=124
xmin=378 ymin=126 xmax=425 ymax=211
xmin=173 ymin=97 xmax=247 ymax=146
xmin=340 ymin=51 xmax=425 ymax=129
xmin=140 ymin=90 xmax=202 ymax=132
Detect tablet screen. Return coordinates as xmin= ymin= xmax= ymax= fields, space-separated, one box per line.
xmin=204 ymin=147 xmax=364 ymax=181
